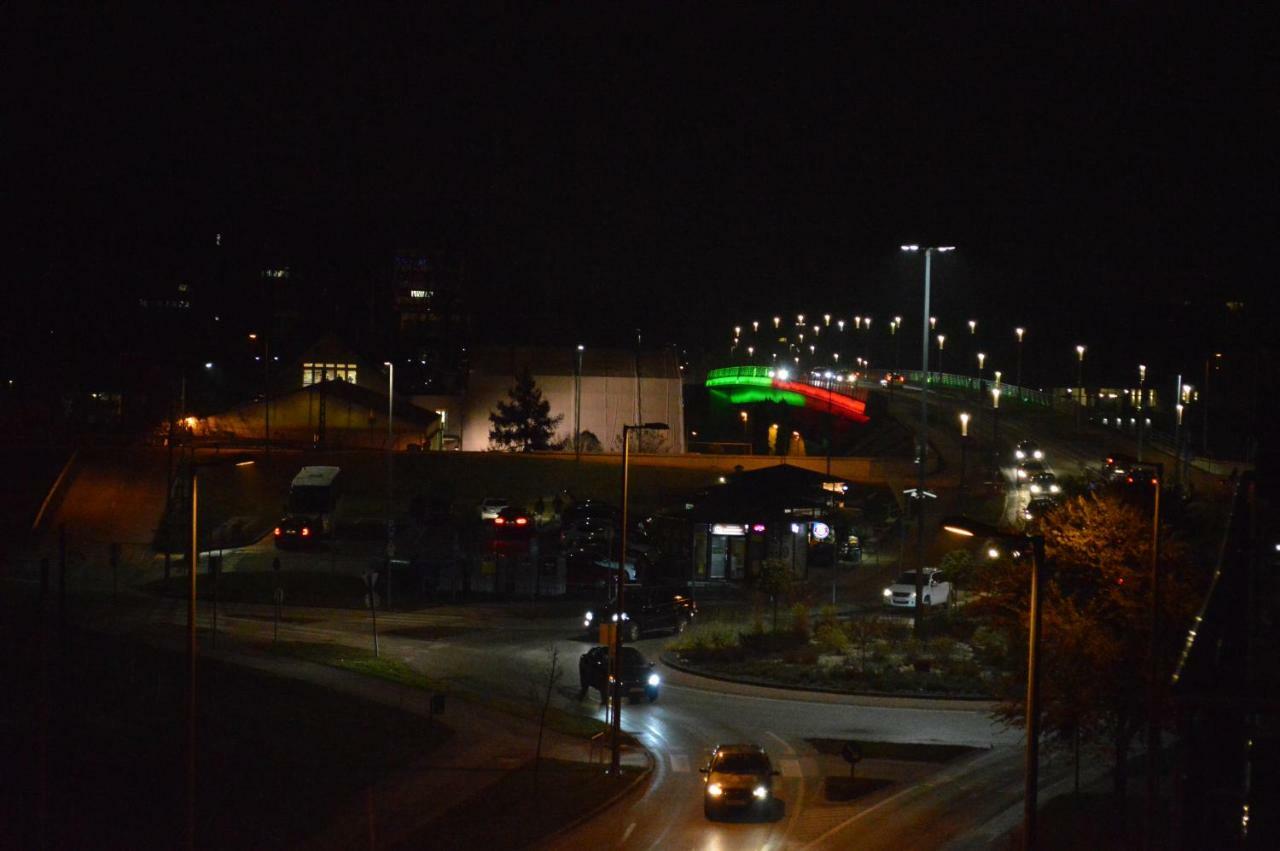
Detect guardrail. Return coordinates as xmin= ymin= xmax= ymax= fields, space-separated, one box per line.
xmin=902 ymin=371 xmax=1052 ymax=406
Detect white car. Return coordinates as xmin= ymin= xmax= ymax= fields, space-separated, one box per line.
xmin=478 ymin=496 xmax=509 ymax=520
xmin=883 ymin=568 xmax=952 ymax=608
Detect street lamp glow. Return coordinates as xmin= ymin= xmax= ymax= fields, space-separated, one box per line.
xmin=752 ymin=320 xmax=759 ymax=333
xmin=1016 ymin=327 xmax=1025 ymax=342
xmin=977 ymin=352 xmax=986 ymax=369
xmin=823 ymin=313 xmax=831 ymax=326
xmin=1076 ymin=345 xmax=1086 ymax=360
xmin=1139 ymin=364 xmax=1147 ymax=381
xmin=248 ymin=333 xmax=258 ymax=340
xmin=204 ymin=362 xmax=213 ymax=369
xmin=994 ymin=370 xmax=1002 ymax=384
xmin=894 ymin=315 xmax=902 ymax=326
xmin=734 ymin=325 xmax=741 ymax=336
xmin=936 ymin=246 xmax=956 ymax=252
xmin=837 ymin=319 xmax=845 ymax=331
xmin=797 ymin=314 xmax=805 ymax=324
xmin=901 ymin=244 xmax=920 ymax=252
xmin=864 ymin=317 xmax=872 ymax=330
xmin=1176 ymin=403 xmax=1184 ymax=426
xmin=937 ymin=334 xmax=946 ymax=350
xmin=747 ymin=346 xmax=754 ymax=356
xmin=968 ymin=319 xmax=976 ymax=335
xmin=930 ymin=316 xmax=937 ymax=329
xmin=854 ymin=315 xmax=862 ymax=329
xmin=773 ymin=316 xmax=781 ymax=329
xmin=959 ymin=412 xmax=970 ymax=437
xmin=992 ymin=387 xmax=1002 ymax=408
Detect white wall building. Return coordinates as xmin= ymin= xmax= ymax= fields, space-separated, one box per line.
xmin=462 ymin=346 xmax=686 ymax=453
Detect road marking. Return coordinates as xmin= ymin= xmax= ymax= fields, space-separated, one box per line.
xmin=800 ymin=784 xmax=919 ymax=849
xmin=765 ymin=730 xmax=795 ymax=755
xmin=669 ymin=753 xmax=690 ymax=773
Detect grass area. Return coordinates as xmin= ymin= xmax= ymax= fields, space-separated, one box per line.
xmin=268 ymin=641 xmax=629 ymax=744
xmin=807 ymin=738 xmax=980 ymax=763
xmin=147 ymin=569 xmax=368 ymax=608
xmin=2 ymin=616 xmax=449 ymax=851
xmin=396 ymin=758 xmax=641 ymax=851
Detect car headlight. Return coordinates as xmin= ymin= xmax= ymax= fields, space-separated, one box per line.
xmin=584 ymin=611 xmax=593 ymax=622
xmin=753 ymin=785 xmax=769 ymax=800
xmin=611 ymin=613 xmax=619 ymax=622
xmin=883 ymin=588 xmax=892 ymax=597
xmin=707 ymin=783 xmax=723 ymax=798
xmin=1034 ymin=450 xmax=1043 ymax=459
xmin=1017 ymin=469 xmax=1027 ymax=479
xmin=1015 ymin=450 xmax=1026 ymax=459
xmin=648 ymin=673 xmax=660 ymax=687
xmin=1050 ymin=484 xmax=1061 ymax=494
xmin=1030 ymin=484 xmax=1041 ymax=493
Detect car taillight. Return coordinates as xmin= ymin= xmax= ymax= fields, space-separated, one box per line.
xmin=494 ymin=517 xmax=505 ymax=525
xmin=515 ymin=517 xmax=528 ymax=525
xmin=273 ymin=527 xmax=281 ymax=536
xmin=301 ymin=527 xmax=311 ymax=537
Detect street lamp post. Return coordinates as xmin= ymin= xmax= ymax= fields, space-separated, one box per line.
xmin=936 ymin=334 xmax=946 ymax=377
xmin=977 ymin=351 xmax=986 ymax=393
xmin=1144 ymin=463 xmax=1164 ymax=847
xmin=1137 ymin=364 xmax=1147 ymax=463
xmin=902 ymin=244 xmax=953 ymax=635
xmin=575 ymin=345 xmax=584 ymax=461
xmin=1075 ymin=345 xmax=1086 ymax=430
xmin=384 ymin=362 xmax=394 ymax=609
xmin=1015 ymin=327 xmax=1025 ymax=394
xmin=959 ymin=412 xmax=970 ymax=511
xmin=992 ymin=387 xmax=1002 ymax=447
xmin=943 ymin=517 xmax=1045 ymax=851
xmin=610 ymin=422 xmax=669 ymax=775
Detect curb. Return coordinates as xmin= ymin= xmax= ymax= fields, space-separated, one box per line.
xmin=531 ymin=746 xmax=655 ymax=849
xmin=660 ymin=651 xmax=995 ymax=704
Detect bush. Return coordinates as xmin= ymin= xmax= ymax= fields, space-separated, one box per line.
xmin=667 ymin=619 xmax=741 ymax=654
xmin=814 ymin=622 xmax=851 ymax=655
xmin=817 ymin=603 xmax=840 ymax=633
xmin=790 ymin=603 xmax=811 ymax=641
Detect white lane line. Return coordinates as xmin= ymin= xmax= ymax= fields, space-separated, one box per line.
xmin=765 ymin=730 xmax=795 ymax=755
xmin=669 ymin=753 xmax=690 ymax=773
xmin=800 ymin=784 xmax=920 ymax=849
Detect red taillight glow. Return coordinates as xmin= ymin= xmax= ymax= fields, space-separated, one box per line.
xmin=494 ymin=517 xmax=505 ymax=525
xmin=273 ymin=527 xmax=281 ymax=536
xmin=515 ymin=517 xmax=528 ymax=526
xmin=1127 ymin=477 xmax=1134 ymax=484
xmin=301 ymin=527 xmax=310 ymax=537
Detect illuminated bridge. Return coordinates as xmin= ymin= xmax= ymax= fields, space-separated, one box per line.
xmin=704 ymin=366 xmax=870 ymax=423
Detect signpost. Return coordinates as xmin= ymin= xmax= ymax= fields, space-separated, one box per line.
xmin=363 ymin=571 xmax=380 ymax=657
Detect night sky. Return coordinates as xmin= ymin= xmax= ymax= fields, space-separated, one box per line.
xmin=9 ymin=4 xmax=1273 ymax=382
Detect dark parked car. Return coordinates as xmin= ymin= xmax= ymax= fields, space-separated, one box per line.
xmin=273 ymin=515 xmax=320 ymax=548
xmin=578 ymin=645 xmax=659 ymax=703
xmin=583 ymin=586 xmax=697 ymax=642
xmin=492 ymin=506 xmax=535 ymax=537
xmin=701 ymin=744 xmax=780 ymax=820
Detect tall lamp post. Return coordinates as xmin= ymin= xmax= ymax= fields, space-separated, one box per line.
xmin=187 ymin=454 xmax=254 ymax=851
xmin=942 ymin=516 xmax=1045 ymax=851
xmin=384 ymin=362 xmax=394 ymax=608
xmin=1015 ymin=327 xmax=1025 ymax=393
xmin=1137 ymin=364 xmax=1147 ymax=462
xmin=936 ymin=334 xmax=946 ymax=376
xmin=1075 ymin=345 xmax=1086 ymax=430
xmin=901 ymin=244 xmax=954 ymax=635
xmin=609 ymin=421 xmax=669 ymax=774
xmin=959 ymin=412 xmax=970 ymax=511
xmin=575 ymin=345 xmax=585 ymax=460
xmin=977 ymin=351 xmax=986 ymax=393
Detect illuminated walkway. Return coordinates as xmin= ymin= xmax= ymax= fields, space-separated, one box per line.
xmin=705 ymin=365 xmax=870 ymax=423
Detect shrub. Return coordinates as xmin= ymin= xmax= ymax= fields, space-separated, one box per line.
xmin=667 ymin=620 xmax=741 ymax=654
xmin=817 ymin=603 xmax=840 ymax=633
xmin=814 ymin=622 xmax=851 ymax=655
xmin=790 ymin=603 xmax=811 ymax=641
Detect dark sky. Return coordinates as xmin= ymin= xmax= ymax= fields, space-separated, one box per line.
xmin=9 ymin=4 xmax=1275 ymax=380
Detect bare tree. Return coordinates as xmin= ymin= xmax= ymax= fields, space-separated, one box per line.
xmin=530 ymin=646 xmax=563 ymax=789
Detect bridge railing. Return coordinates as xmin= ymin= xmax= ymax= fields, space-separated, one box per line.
xmin=901 ymin=371 xmax=1052 ymax=407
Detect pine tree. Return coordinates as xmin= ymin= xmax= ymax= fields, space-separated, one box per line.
xmin=488 ymin=368 xmax=564 ymax=451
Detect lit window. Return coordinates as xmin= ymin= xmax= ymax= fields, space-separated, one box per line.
xmin=302 ymin=362 xmax=358 ymax=386
xmin=410 ymin=289 xmax=427 ymax=299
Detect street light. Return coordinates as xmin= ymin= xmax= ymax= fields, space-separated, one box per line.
xmin=384 ymin=361 xmax=395 ymax=607
xmin=977 ymin=351 xmax=986 ymax=385
xmin=1137 ymin=364 xmax=1147 ymax=462
xmin=1075 ymin=345 xmax=1086 ymax=430
xmin=773 ymin=316 xmax=781 ymax=329
xmin=942 ymin=515 xmax=1046 ymax=851
xmin=936 ymin=334 xmax=946 ymax=375
xmin=968 ymin=319 xmax=977 ymax=335
xmin=1015 ymin=327 xmax=1026 ymax=391
xmin=959 ymin=413 xmax=971 ymax=510
xmin=901 ymin=243 xmax=954 ymax=634
xmin=610 ymin=421 xmax=669 ymax=775
xmin=186 ymin=453 xmax=254 ymax=850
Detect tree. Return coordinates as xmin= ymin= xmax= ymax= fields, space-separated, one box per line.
xmin=756 ymin=558 xmax=793 ymax=632
xmin=968 ymin=492 xmax=1205 ymax=797
xmin=939 ymin=548 xmax=977 ymax=603
xmin=562 ymin=429 xmax=602 ymax=453
xmin=488 ymin=369 xmax=563 ymax=451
